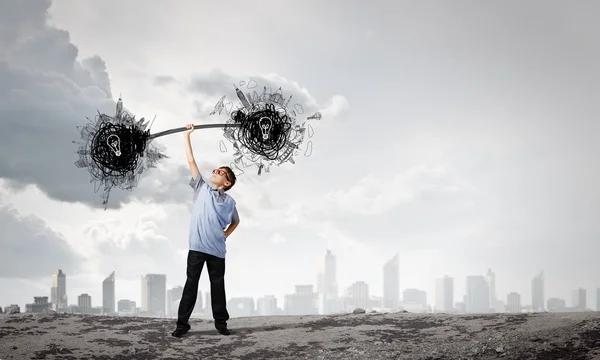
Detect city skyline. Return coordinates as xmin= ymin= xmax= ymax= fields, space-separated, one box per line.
xmin=2 ymin=0 xmax=600 ymax=319
xmin=3 ymin=249 xmax=600 ymax=316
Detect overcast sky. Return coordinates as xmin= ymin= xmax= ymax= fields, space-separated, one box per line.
xmin=1 ymin=0 xmax=600 ymax=312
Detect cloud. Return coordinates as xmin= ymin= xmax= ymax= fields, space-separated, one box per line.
xmin=175 ymin=69 xmax=348 ymax=124
xmin=0 ymin=0 xmax=348 ymax=212
xmin=0 ymin=202 xmax=84 ymax=279
xmin=80 ymin=205 xmax=187 ymax=281
xmin=279 ymin=164 xmax=467 ymax=219
xmin=0 ymin=0 xmax=122 ymax=208
xmin=0 ymin=1 xmax=211 ymax=210
xmin=153 ymin=75 xmax=178 ymax=87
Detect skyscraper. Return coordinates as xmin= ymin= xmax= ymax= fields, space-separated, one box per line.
xmin=347 ymin=281 xmax=370 ymax=310
xmin=485 ymin=268 xmax=497 ymax=311
xmin=435 ymin=276 xmax=454 ymax=312
xmin=531 ymin=272 xmax=545 ymax=312
xmin=383 ymin=253 xmax=400 ymax=310
xmin=166 ymin=286 xmax=184 ymax=317
xmin=466 ymin=275 xmax=490 ymax=313
xmin=102 ymin=271 xmax=115 ymax=315
xmin=324 ymin=250 xmax=338 ymax=299
xmin=204 ymin=292 xmax=212 ymax=316
xmin=78 ymin=293 xmax=92 ymax=314
xmin=572 ymin=288 xmax=586 ymax=311
xmin=51 ymin=269 xmax=67 ymax=311
xmin=141 ymin=274 xmax=167 ymax=316
xmin=506 ymin=292 xmax=521 ymax=313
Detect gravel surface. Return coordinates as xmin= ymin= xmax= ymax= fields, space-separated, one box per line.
xmin=1 ymin=311 xmax=600 ymax=359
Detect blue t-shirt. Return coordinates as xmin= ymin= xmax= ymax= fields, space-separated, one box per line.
xmin=188 ymin=174 xmax=238 ymax=258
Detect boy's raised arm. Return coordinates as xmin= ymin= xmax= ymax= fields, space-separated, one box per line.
xmin=184 ymin=124 xmax=200 ymax=180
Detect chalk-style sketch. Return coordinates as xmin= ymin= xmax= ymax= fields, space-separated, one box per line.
xmin=308 ymin=124 xmax=315 ymax=138
xmin=74 ymin=81 xmax=322 ymax=208
xmin=307 ymin=112 xmax=321 ymax=120
xmin=73 ymin=97 xmax=167 ymax=208
xmin=304 ymin=141 xmax=313 ymax=157
xmin=211 ymin=80 xmax=319 ymax=175
xmin=247 ymin=79 xmax=258 ymax=89
xmin=219 ymin=140 xmax=227 ymax=152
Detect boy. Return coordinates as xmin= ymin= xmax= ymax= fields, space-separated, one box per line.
xmin=171 ymin=123 xmax=240 ymax=338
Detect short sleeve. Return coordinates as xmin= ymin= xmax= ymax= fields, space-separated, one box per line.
xmin=231 ymin=206 xmax=239 ymax=223
xmin=189 ymin=174 xmax=205 ymax=192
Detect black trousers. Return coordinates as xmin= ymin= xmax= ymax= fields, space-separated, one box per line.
xmin=176 ymin=250 xmax=230 ymax=330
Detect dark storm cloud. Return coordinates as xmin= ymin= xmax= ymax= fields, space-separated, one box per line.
xmin=0 ymin=203 xmax=83 ymax=278
xmin=0 ymin=0 xmax=188 ymax=210
xmin=0 ymin=0 xmax=121 ymax=207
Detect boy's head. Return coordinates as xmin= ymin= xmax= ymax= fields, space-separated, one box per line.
xmin=210 ymin=166 xmax=236 ymax=191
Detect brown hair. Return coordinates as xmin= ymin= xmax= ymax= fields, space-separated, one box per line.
xmin=220 ymin=166 xmax=236 ymax=191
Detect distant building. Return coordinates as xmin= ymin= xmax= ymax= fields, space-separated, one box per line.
xmin=369 ymin=296 xmax=384 ymax=310
xmin=455 ymin=298 xmax=466 ymax=314
xmin=466 ymin=276 xmax=490 ymax=313
xmin=228 ymin=297 xmax=255 ymax=318
xmin=166 ymin=286 xmax=184 ymax=317
xmin=204 ymin=292 xmax=212 ymax=317
xmin=25 ymin=297 xmax=51 ymax=313
xmin=117 ymin=300 xmax=137 ymax=313
xmin=383 ymin=253 xmax=400 ymax=310
xmin=547 ymin=298 xmax=566 ymax=312
xmin=102 ymin=271 xmax=116 ymax=315
xmin=141 ymin=274 xmax=167 ymax=316
xmin=346 ymin=281 xmax=370 ymax=311
xmin=506 ymin=292 xmax=521 ymax=313
xmin=257 ymin=295 xmax=277 ymax=316
xmin=531 ymin=272 xmax=545 ymax=312
xmin=78 ymin=294 xmax=92 ymax=314
xmin=572 ymin=288 xmax=586 ymax=311
xmin=596 ymin=288 xmax=600 ymax=312
xmin=193 ymin=289 xmax=203 ymax=315
xmin=321 ymin=250 xmax=340 ymax=314
xmin=324 ymin=250 xmax=339 ymax=299
xmin=284 ymin=285 xmax=319 ymax=315
xmin=485 ymin=269 xmax=497 ymax=312
xmin=435 ymin=276 xmax=454 ymax=313
xmin=51 ymin=269 xmax=68 ymax=311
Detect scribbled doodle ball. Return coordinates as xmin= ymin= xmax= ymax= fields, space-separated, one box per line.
xmin=232 ymin=103 xmax=292 ymax=161
xmin=90 ymin=122 xmax=150 ymax=176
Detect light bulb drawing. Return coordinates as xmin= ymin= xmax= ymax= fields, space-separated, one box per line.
xmin=259 ymin=117 xmax=273 ymax=140
xmin=106 ymin=134 xmax=121 ymax=156
xmin=74 ymin=80 xmax=323 ymax=208
xmin=307 ymin=112 xmax=322 ymax=120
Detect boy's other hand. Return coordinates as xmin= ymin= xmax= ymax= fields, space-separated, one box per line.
xmin=184 ymin=123 xmax=195 ymax=135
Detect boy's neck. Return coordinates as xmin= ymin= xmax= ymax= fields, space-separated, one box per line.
xmin=211 ymin=182 xmax=225 ymax=190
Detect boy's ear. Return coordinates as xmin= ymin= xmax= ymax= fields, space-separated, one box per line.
xmin=225 ymin=181 xmax=231 ymax=187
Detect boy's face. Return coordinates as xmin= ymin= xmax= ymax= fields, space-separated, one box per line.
xmin=211 ymin=168 xmax=231 ymax=189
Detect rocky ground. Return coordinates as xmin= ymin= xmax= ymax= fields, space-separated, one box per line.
xmin=1 ymin=311 xmax=599 ymax=359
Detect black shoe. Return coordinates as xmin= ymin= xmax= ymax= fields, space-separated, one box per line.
xmin=216 ymin=327 xmax=231 ymax=335
xmin=171 ymin=328 xmax=189 ymax=338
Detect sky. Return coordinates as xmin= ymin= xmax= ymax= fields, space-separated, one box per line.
xmin=1 ymin=0 xmax=600 ymax=312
